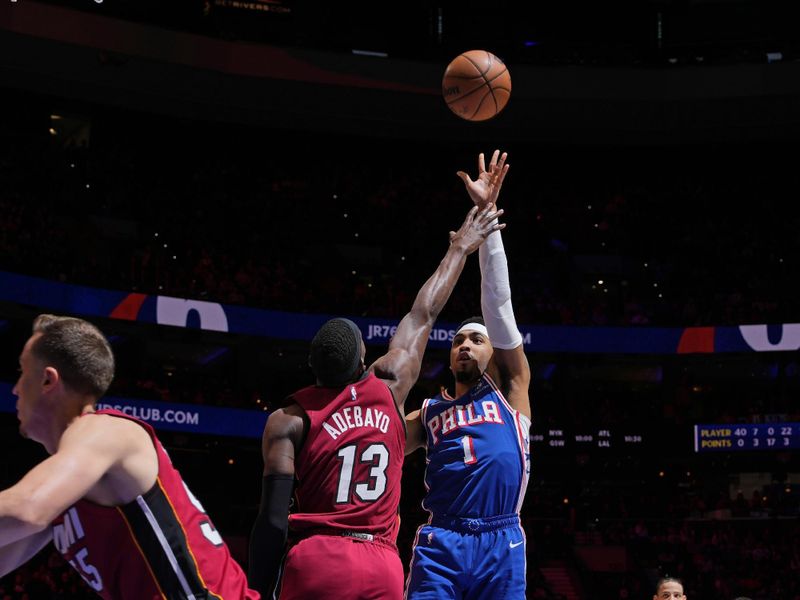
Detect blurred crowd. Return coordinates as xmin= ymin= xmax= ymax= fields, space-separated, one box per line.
xmin=0 ymin=550 xmax=95 ymax=600
xmin=2 ymin=115 xmax=800 ymax=330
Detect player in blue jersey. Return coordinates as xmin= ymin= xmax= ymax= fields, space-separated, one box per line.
xmin=405 ymin=150 xmax=531 ymax=599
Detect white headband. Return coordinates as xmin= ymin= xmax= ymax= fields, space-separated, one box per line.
xmin=455 ymin=322 xmax=490 ymax=338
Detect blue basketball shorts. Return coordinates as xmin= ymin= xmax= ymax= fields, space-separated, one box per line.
xmin=405 ymin=514 xmax=526 ymax=600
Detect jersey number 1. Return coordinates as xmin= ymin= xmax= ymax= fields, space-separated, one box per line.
xmin=335 ymin=443 xmax=389 ymax=503
xmin=461 ymin=435 xmax=477 ymax=465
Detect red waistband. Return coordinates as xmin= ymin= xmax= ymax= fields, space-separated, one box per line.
xmin=290 ymin=528 xmax=398 ymax=552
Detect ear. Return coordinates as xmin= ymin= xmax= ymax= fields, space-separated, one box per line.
xmin=42 ymin=366 xmax=60 ymax=390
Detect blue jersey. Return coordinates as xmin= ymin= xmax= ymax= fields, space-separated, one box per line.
xmin=421 ymin=373 xmax=531 ymax=519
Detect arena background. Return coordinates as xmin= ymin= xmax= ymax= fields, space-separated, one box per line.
xmin=2 ymin=1 xmax=800 ymax=598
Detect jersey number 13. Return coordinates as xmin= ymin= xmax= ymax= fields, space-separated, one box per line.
xmin=334 ymin=443 xmax=389 ymax=503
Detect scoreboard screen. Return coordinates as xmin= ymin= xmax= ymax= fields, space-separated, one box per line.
xmin=531 ymin=427 xmax=645 ymax=451
xmin=694 ymin=422 xmax=800 ymax=453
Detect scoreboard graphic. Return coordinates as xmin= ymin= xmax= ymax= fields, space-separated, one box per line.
xmin=694 ymin=423 xmax=800 ymax=452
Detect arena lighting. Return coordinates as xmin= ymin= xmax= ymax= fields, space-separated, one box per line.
xmin=352 ymin=49 xmax=388 ymax=58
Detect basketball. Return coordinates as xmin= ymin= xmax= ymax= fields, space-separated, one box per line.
xmin=442 ymin=50 xmax=512 ymax=122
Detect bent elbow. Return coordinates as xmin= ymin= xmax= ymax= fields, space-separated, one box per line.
xmin=20 ymin=505 xmax=53 ymax=531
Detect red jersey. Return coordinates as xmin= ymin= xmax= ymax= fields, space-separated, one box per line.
xmin=51 ymin=409 xmax=259 ymax=600
xmin=288 ymin=372 xmax=405 ymax=542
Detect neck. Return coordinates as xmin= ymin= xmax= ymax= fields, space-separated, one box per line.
xmin=454 ymin=374 xmax=483 ymax=399
xmin=39 ymin=396 xmax=96 ymax=454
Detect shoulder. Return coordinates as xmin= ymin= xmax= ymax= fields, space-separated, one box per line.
xmin=261 ymin=403 xmax=308 ymax=473
xmin=59 ymin=412 xmax=150 ymax=456
xmin=263 ymin=403 xmax=307 ymax=444
xmin=49 ymin=412 xmax=158 ymax=504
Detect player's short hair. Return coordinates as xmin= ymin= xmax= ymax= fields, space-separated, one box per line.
xmin=31 ymin=314 xmax=115 ymax=398
xmin=656 ymin=577 xmax=684 ymax=593
xmin=309 ymin=318 xmax=363 ymax=387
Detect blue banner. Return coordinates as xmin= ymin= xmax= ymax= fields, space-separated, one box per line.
xmin=0 ymin=381 xmax=267 ymax=438
xmin=2 ymin=270 xmax=800 ymax=354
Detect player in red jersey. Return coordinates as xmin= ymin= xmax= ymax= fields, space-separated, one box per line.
xmin=0 ymin=314 xmax=259 ymax=600
xmin=248 ymin=203 xmax=506 ymax=600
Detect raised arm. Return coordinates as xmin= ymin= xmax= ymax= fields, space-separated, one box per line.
xmin=460 ymin=150 xmax=531 ymax=418
xmin=370 ymin=204 xmax=504 ymax=411
xmin=248 ymin=404 xmax=305 ymax=598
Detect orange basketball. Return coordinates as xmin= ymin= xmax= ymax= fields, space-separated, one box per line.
xmin=442 ymin=50 xmax=512 ymax=122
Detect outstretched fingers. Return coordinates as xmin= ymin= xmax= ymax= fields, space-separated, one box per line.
xmin=462 ymin=204 xmax=479 ymax=228
xmin=494 ymin=162 xmax=510 ymax=187
xmin=494 ymin=151 xmax=507 ymax=171
xmin=487 ymin=207 xmax=505 ymax=222
xmin=478 ymin=152 xmax=486 ymax=175
xmin=488 ymin=149 xmax=501 ymax=171
xmin=476 ymin=204 xmax=504 ymax=230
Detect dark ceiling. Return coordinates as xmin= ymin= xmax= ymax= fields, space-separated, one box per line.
xmin=33 ymin=0 xmax=800 ymax=66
